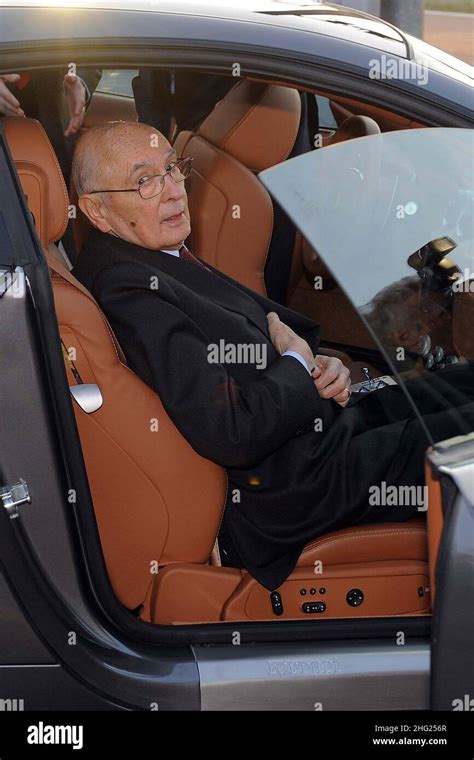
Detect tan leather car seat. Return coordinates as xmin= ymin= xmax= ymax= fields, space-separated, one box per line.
xmin=3 ymin=115 xmax=430 ymax=625
xmin=152 ymin=518 xmax=429 ymax=624
xmin=174 ymin=79 xmax=301 ymax=296
xmin=329 ymin=114 xmax=381 ymax=145
xmin=3 ymin=116 xmax=227 ymax=616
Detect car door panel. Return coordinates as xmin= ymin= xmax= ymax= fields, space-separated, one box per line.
xmin=260 ymin=126 xmax=474 ymax=712
xmin=427 ymin=441 xmax=474 ymax=711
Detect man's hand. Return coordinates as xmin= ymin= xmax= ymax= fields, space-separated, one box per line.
xmin=63 ymin=73 xmax=87 ymax=137
xmin=312 ymin=354 xmax=351 ymax=407
xmin=0 ymin=74 xmax=25 ymax=116
xmin=267 ymin=312 xmax=314 ymax=371
xmin=0 ymin=72 xmax=87 ymax=135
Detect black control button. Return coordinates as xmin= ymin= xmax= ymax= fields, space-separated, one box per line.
xmin=346 ymin=588 xmax=364 ymax=607
xmin=302 ymin=601 xmax=326 ymax=614
xmin=300 ymin=588 xmax=307 ymax=596
xmin=310 ymin=587 xmax=317 ymax=595
xmin=270 ymin=591 xmax=284 ymax=615
xmin=319 ymin=587 xmax=326 ymax=594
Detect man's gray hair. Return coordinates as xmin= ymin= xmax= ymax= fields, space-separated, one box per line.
xmin=72 ymin=120 xmax=159 ymax=197
xmin=363 ymin=276 xmax=421 ymax=345
xmin=73 ymin=122 xmax=118 ymax=196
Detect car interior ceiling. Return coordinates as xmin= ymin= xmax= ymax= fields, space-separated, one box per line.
xmin=1 ymin=67 xmax=435 ymax=626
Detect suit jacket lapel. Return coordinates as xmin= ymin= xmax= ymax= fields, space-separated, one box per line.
xmin=84 ymin=231 xmax=318 ymax=347
xmin=150 ymin=249 xmax=271 ymax=339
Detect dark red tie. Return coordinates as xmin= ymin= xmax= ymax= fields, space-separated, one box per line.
xmin=179 ymin=244 xmax=211 ymax=271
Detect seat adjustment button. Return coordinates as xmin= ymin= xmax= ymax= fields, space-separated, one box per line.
xmin=302 ymin=601 xmax=326 ymax=614
xmin=270 ymin=591 xmax=284 ymax=615
xmin=346 ymin=588 xmax=364 ymax=607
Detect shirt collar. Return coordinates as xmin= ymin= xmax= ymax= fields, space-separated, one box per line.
xmin=160 ymin=248 xmax=181 ymax=257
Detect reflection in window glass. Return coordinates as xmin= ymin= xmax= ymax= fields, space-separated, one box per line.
xmin=260 ymin=128 xmax=474 ymax=442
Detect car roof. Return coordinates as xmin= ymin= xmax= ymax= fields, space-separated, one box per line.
xmin=0 ymin=0 xmax=400 ymax=21
xmin=0 ymin=0 xmax=471 ymax=98
xmin=0 ymin=1 xmax=410 ymax=51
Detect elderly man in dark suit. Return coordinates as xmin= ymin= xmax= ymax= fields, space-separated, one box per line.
xmin=71 ymin=121 xmax=474 ymax=591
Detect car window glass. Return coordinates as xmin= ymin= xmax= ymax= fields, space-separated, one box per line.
xmin=316 ymin=95 xmax=338 ymax=130
xmin=260 ymin=128 xmax=474 ymax=443
xmin=96 ymin=70 xmax=138 ymax=97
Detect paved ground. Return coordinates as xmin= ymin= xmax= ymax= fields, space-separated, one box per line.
xmin=424 ymin=11 xmax=474 ymax=64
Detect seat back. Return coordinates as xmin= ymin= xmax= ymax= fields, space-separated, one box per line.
xmin=329 ymin=114 xmax=380 ymax=145
xmin=174 ymin=80 xmax=301 ymax=296
xmin=3 ymin=116 xmax=69 ymax=248
xmin=3 ymin=116 xmax=227 ymax=612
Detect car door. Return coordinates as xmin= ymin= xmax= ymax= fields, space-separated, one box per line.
xmin=259 ymin=126 xmax=474 ymax=711
xmin=0 ymin=121 xmax=201 ymax=712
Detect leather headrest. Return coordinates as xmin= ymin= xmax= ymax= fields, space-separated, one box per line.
xmin=2 ymin=116 xmax=68 ymax=247
xmin=330 ymin=115 xmax=381 ymax=145
xmin=198 ymin=80 xmax=301 ymax=172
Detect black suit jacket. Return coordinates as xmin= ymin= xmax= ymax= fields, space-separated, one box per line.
xmin=132 ymin=70 xmax=235 ymax=138
xmin=73 ymin=229 xmax=346 ymax=590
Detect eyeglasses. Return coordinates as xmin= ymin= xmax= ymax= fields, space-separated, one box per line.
xmin=88 ymin=157 xmax=193 ymax=200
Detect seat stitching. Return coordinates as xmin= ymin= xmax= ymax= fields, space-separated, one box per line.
xmin=301 ymin=528 xmax=426 ymax=556
xmin=218 ymin=86 xmax=270 ymax=153
xmin=51 ymin=276 xmax=124 ymax=365
xmin=189 ymin=137 xmax=274 ymax=292
xmin=71 ymin=407 xmax=173 ymax=581
xmin=35 ymin=120 xmax=69 ymax=242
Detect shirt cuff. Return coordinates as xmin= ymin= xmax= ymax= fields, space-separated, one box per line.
xmin=282 ymin=350 xmax=311 ymax=374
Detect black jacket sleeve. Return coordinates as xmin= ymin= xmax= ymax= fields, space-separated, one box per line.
xmin=94 ymin=262 xmax=323 ymax=469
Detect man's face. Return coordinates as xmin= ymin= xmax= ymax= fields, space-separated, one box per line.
xmin=82 ymin=130 xmax=191 ymax=250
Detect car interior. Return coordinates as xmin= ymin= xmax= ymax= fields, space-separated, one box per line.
xmin=2 ymin=66 xmax=441 ymax=626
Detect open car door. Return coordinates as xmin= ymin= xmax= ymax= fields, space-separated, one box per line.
xmin=260 ymin=127 xmax=474 ymax=711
